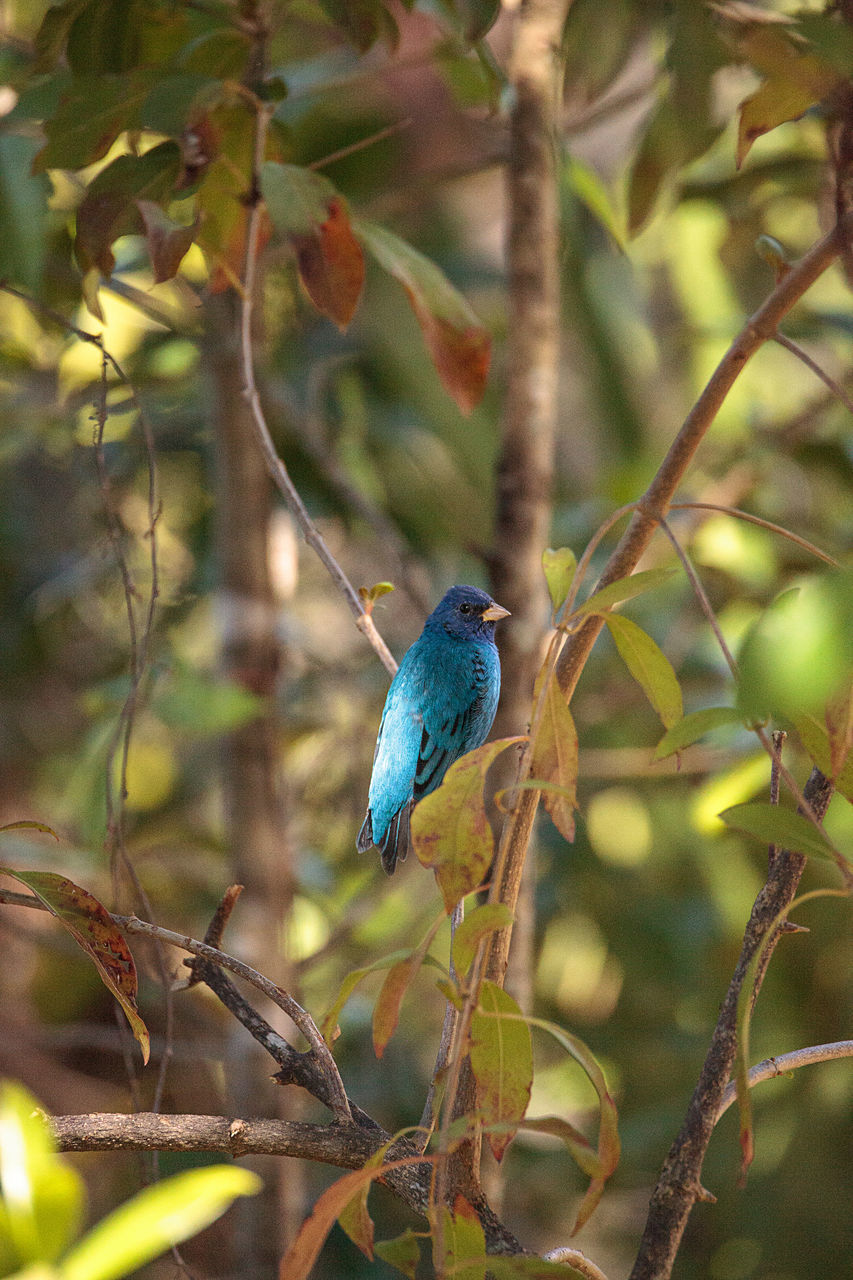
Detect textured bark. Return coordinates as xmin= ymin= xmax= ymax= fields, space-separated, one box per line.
xmin=205 ymin=289 xmax=300 ymax=1260
xmin=490 ymin=0 xmax=571 ymax=1013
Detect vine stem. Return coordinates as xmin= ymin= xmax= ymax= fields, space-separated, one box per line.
xmin=238 ymin=102 xmax=397 ymax=676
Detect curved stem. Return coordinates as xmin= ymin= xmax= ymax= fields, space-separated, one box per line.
xmin=716 ymin=1040 xmax=853 ymax=1119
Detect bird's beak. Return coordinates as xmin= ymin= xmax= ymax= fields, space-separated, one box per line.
xmin=482 ymin=602 xmax=511 ymax=622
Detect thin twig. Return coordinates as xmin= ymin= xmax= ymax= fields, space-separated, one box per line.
xmin=773 ymin=330 xmax=853 ymax=417
xmin=238 ymin=102 xmax=397 ymax=675
xmin=716 ymin=1040 xmax=853 ymax=1119
xmin=669 ymin=502 xmax=840 ymax=568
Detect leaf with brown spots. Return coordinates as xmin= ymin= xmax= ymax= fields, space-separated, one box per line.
xmin=0 ymin=867 xmax=149 ymax=1063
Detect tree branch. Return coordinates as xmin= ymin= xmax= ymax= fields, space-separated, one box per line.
xmin=716 ymin=1040 xmax=853 ymax=1120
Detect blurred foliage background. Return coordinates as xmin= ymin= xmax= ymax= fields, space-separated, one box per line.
xmin=0 ymin=1 xmax=851 ymax=1278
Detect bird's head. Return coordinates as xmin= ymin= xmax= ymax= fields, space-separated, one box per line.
xmin=426 ymin=585 xmax=510 ymax=641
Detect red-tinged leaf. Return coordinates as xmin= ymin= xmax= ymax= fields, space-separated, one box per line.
xmin=432 ymin=1195 xmax=486 ymax=1280
xmin=278 ymin=1155 xmax=432 ymax=1280
xmin=470 ymin=980 xmax=532 ymax=1162
xmin=825 ymin=683 xmax=853 ymax=779
xmin=293 ymin=197 xmax=365 ymax=329
xmin=654 ymin=706 xmax=743 ymax=761
xmin=530 ymin=668 xmax=578 ymax=843
xmin=604 ymin=614 xmax=683 ymax=730
xmin=411 ymin=738 xmax=524 ymax=913
xmin=0 ymin=867 xmax=149 ymax=1063
xmin=452 ymin=903 xmax=513 ymax=977
xmin=372 ymin=956 xmax=418 ymax=1059
xmin=34 ymin=75 xmax=151 ymax=172
xmin=81 ymin=267 xmax=105 ymax=322
xmin=795 ymin=713 xmax=853 ymax=803
xmin=542 ymin=546 xmax=577 ymax=614
xmin=375 ymin=1229 xmax=421 ymax=1279
xmin=136 ymin=200 xmax=198 ymax=283
xmin=570 ymin=567 xmax=677 ymax=621
xmin=719 ymin=802 xmax=841 ymax=864
xmin=261 ymin=164 xmax=364 ymax=327
xmin=571 ymin=1177 xmax=608 ymax=1236
xmin=355 ymin=216 xmax=491 ymax=414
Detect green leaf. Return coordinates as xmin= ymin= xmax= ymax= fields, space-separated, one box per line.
xmin=452 ymin=903 xmax=513 ymax=976
xmin=795 ymin=713 xmax=853 ymax=804
xmin=34 ymin=75 xmax=152 ymax=172
xmin=0 ymin=1082 xmax=85 ymax=1269
xmin=542 ymin=546 xmax=577 ymax=614
xmin=519 ymin=1116 xmax=601 ymax=1180
xmin=570 ymin=567 xmax=677 ymax=621
xmin=59 ymin=1166 xmax=261 ymax=1280
xmin=0 ymin=868 xmax=149 ymax=1063
xmin=718 ymin=802 xmax=840 ymax=863
xmin=33 ymin=0 xmax=90 ymax=72
xmin=530 ymin=668 xmax=578 ymax=842
xmin=564 ymin=154 xmax=624 ymax=250
xmin=604 ymin=614 xmax=683 ymax=730
xmin=411 ymin=738 xmax=524 ymax=913
xmin=654 ymin=706 xmax=744 ymax=760
xmin=154 ymin=665 xmax=265 ymax=736
xmin=354 ymin=216 xmax=491 ymax=414
xmin=434 ymin=1196 xmax=485 ymax=1280
xmin=375 ymin=1229 xmax=421 ymax=1279
xmin=470 ymin=981 xmax=533 ymax=1161
xmin=0 ymin=135 xmax=50 ymax=291
xmin=320 ymin=949 xmax=413 ymax=1044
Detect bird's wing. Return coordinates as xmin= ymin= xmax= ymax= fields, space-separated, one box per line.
xmin=413 ymin=645 xmax=499 ymax=800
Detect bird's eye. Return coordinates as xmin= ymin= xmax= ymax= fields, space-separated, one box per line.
xmin=459 ymin=602 xmax=472 ymax=614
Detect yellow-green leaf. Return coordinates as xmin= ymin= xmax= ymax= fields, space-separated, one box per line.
xmin=542 ymin=547 xmax=577 ymax=614
xmin=470 ymin=981 xmax=532 ymax=1162
xmin=411 ymin=738 xmax=524 ymax=913
xmin=434 ymin=1196 xmax=485 ymax=1280
xmin=718 ymin=802 xmax=840 ymax=863
xmin=570 ymin=567 xmax=677 ymax=621
xmin=452 ymin=903 xmax=513 ymax=977
xmin=654 ymin=706 xmax=743 ymax=760
xmin=604 ymin=614 xmax=683 ymax=730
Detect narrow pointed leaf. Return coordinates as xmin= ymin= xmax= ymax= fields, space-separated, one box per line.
xmin=795 ymin=713 xmax=853 ymax=803
xmin=60 ymin=1167 xmax=261 ymax=1280
xmin=530 ymin=669 xmax=577 ymax=842
xmin=570 ymin=567 xmax=677 ymax=621
xmin=320 ymin=948 xmax=412 ymax=1045
xmin=519 ymin=1116 xmax=602 ymax=1180
xmin=718 ymin=802 xmax=840 ymax=863
xmin=136 ymin=200 xmax=198 ymax=283
xmin=654 ymin=706 xmax=743 ymax=760
xmin=0 ymin=868 xmax=149 ymax=1063
xmin=604 ymin=614 xmax=683 ymax=730
xmin=0 ymin=820 xmax=59 ymax=838
xmin=355 ymin=216 xmax=491 ymax=413
xmin=470 ymin=981 xmax=533 ymax=1161
xmin=336 ymin=1181 xmax=374 ymax=1261
xmin=411 ymin=737 xmax=524 ymax=913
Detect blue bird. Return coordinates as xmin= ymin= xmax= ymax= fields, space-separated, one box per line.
xmin=357 ymin=585 xmax=510 ymax=875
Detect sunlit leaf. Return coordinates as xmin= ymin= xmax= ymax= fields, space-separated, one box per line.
xmin=654 ymin=706 xmax=744 ymax=760
xmin=336 ymin=1178 xmax=374 ymax=1261
xmin=530 ymin=668 xmax=578 ymax=842
xmin=74 ymin=142 xmax=182 ymax=277
xmin=542 ymin=546 xmax=577 ymax=614
xmin=570 ymin=567 xmax=677 ymax=621
xmin=0 ymin=1081 xmax=85 ymax=1268
xmin=59 ymin=1166 xmax=261 ymax=1280
xmin=0 ymin=821 xmax=59 ymax=838
xmin=452 ymin=903 xmax=513 ymax=976
xmin=0 ymin=868 xmax=149 ymax=1063
xmin=733 ymin=26 xmax=843 ymax=168
xmin=355 ymin=216 xmax=491 ymax=414
xmin=411 ymin=738 xmax=524 ymax=913
xmin=604 ymin=614 xmax=683 ymax=730
xmin=825 ymin=683 xmax=853 ymax=779
xmin=470 ymin=981 xmax=533 ymax=1161
xmin=718 ymin=802 xmax=840 ymax=863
